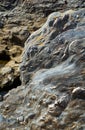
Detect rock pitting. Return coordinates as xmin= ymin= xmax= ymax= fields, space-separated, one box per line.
xmin=0 ymin=0 xmax=85 ymax=90
xmin=0 ymin=6 xmax=85 ymax=130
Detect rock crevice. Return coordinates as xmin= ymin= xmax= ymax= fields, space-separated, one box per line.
xmin=0 ymin=1 xmax=85 ymax=130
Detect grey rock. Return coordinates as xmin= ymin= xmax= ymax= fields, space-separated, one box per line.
xmin=0 ymin=7 xmax=85 ymax=130
xmin=72 ymin=87 xmax=85 ymax=99
xmin=55 ymin=95 xmax=70 ymax=108
xmin=25 ymin=113 xmax=36 ymax=123
xmin=17 ymin=116 xmax=24 ymax=122
xmin=0 ymin=21 xmax=4 ymax=28
xmin=0 ymin=115 xmax=5 ymax=123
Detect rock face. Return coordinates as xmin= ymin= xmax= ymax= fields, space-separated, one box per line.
xmin=1 ymin=0 xmax=85 ymax=13
xmin=0 ymin=0 xmax=23 ymax=10
xmin=0 ymin=45 xmax=22 ymax=89
xmin=0 ymin=0 xmax=46 ymax=90
xmin=0 ymin=8 xmax=85 ymax=130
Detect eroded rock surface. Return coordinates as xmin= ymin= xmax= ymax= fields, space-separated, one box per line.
xmin=0 ymin=8 xmax=85 ymax=130
xmin=0 ymin=0 xmax=85 ymax=12
xmin=0 ymin=0 xmax=85 ymax=90
xmin=0 ymin=0 xmax=46 ymax=90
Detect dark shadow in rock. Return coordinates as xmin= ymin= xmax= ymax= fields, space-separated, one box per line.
xmin=0 ymin=76 xmax=21 ymax=99
xmin=0 ymin=50 xmax=10 ymax=61
xmin=72 ymin=87 xmax=85 ymax=100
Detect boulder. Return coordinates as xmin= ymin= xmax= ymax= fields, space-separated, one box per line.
xmin=0 ymin=8 xmax=85 ymax=129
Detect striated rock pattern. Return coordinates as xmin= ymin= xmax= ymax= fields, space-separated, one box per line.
xmin=0 ymin=0 xmax=85 ymax=90
xmin=0 ymin=8 xmax=85 ymax=130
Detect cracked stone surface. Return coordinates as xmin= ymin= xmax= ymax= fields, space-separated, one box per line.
xmin=0 ymin=7 xmax=85 ymax=130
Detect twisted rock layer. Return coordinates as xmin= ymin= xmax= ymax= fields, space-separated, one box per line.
xmin=0 ymin=8 xmax=85 ymax=130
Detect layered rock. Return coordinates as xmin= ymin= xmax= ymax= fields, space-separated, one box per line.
xmin=0 ymin=0 xmax=85 ymax=90
xmin=0 ymin=8 xmax=85 ymax=130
